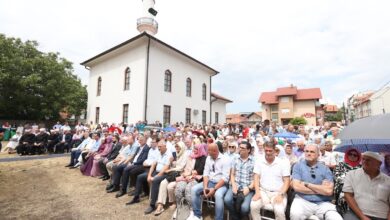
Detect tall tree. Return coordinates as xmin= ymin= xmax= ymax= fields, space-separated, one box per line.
xmin=0 ymin=34 xmax=87 ymax=120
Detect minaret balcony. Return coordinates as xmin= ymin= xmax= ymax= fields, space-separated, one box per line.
xmin=137 ymin=17 xmax=158 ymax=35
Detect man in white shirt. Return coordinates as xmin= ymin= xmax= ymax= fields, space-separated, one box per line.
xmin=343 ymin=151 xmax=390 ymax=220
xmin=250 ymin=142 xmax=290 ymax=220
xmin=189 ymin=143 xmax=231 ymax=220
xmin=318 ymin=143 xmax=336 ymax=170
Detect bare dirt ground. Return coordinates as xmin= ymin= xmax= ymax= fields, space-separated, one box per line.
xmin=0 ymin=149 xmax=216 ymax=220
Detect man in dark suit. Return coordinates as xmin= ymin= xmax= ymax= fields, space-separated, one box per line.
xmin=98 ymin=134 xmax=122 ymax=180
xmin=47 ymin=129 xmax=60 ymax=153
xmin=55 ymin=129 xmax=73 ymax=153
xmin=34 ymin=128 xmax=49 ymax=154
xmin=110 ymin=135 xmax=150 ymax=197
xmin=16 ymin=129 xmax=36 ymax=155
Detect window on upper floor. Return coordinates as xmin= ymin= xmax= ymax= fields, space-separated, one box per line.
xmin=124 ymin=67 xmax=130 ymax=90
xmin=186 ymin=78 xmax=192 ymax=97
xmin=280 ymin=96 xmax=290 ymax=103
xmin=164 ymin=70 xmax=172 ymax=92
xmin=97 ymin=77 xmax=102 ymax=96
xmin=270 ymin=105 xmax=278 ymax=112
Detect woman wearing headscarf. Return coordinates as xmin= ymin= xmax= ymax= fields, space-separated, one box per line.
xmin=380 ymin=153 xmax=390 ymax=176
xmin=333 ymin=148 xmax=362 ymax=215
xmin=173 ymin=143 xmax=207 ymax=219
xmin=81 ymin=136 xmax=113 ymax=176
xmin=154 ymin=141 xmax=188 ymax=215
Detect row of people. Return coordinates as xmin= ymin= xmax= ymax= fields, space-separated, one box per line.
xmin=65 ymin=129 xmax=390 ymax=220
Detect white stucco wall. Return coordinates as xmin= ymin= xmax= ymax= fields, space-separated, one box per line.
xmin=146 ymin=39 xmax=214 ymax=124
xmin=211 ymin=100 xmax=228 ymax=124
xmin=86 ymin=38 xmax=148 ymax=124
xmin=370 ymin=87 xmax=390 ymax=115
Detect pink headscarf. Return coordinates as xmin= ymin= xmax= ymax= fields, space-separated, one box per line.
xmin=191 ymin=143 xmax=207 ymax=159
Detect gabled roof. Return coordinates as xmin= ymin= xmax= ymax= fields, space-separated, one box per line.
xmin=296 ymin=88 xmax=322 ymax=100
xmin=276 ymin=86 xmax=298 ymax=96
xmin=246 ymin=112 xmax=262 ymax=118
xmin=226 ymin=114 xmax=247 ymax=124
xmin=81 ymin=32 xmax=219 ymax=75
xmin=259 ymin=86 xmax=322 ymax=104
xmin=324 ymin=105 xmax=338 ymax=112
xmin=211 ymin=92 xmax=233 ymax=103
xmin=259 ymin=92 xmax=279 ymax=104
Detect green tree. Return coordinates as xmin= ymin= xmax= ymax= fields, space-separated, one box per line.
xmin=325 ymin=109 xmax=343 ymax=122
xmin=290 ymin=117 xmax=307 ymax=125
xmin=0 ymin=34 xmax=87 ymax=120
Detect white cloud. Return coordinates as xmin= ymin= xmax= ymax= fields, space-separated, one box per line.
xmin=1 ymin=0 xmax=390 ymax=114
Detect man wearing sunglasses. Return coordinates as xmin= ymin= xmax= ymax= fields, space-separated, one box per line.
xmin=290 ymin=144 xmax=342 ymax=220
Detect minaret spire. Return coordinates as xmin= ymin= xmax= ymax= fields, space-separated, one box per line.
xmin=137 ymin=0 xmax=158 ymax=35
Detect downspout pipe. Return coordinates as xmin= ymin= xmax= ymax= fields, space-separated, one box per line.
xmin=144 ymin=37 xmax=151 ymax=122
xmin=209 ymin=76 xmax=212 ymax=124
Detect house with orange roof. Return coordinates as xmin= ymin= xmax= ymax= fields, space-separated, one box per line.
xmin=259 ymin=85 xmax=322 ymax=125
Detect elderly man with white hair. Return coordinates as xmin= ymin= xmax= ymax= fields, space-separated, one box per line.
xmin=290 ymin=144 xmax=342 ymax=220
xmin=343 ymin=151 xmax=390 ymax=220
xmin=104 ymin=136 xmax=133 ymax=179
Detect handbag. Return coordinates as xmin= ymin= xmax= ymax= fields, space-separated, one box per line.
xmin=166 ymin=171 xmax=181 ymax=182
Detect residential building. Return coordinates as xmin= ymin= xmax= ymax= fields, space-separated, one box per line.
xmin=226 ymin=112 xmax=262 ymax=124
xmin=259 ymin=85 xmax=322 ymax=125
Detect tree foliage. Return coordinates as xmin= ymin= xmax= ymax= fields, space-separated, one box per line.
xmin=325 ymin=108 xmax=344 ymax=122
xmin=290 ymin=117 xmax=307 ymax=125
xmin=0 ymin=34 xmax=87 ymax=120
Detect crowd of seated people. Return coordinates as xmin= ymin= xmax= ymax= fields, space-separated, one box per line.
xmin=0 ymin=122 xmax=89 ymax=155
xmin=59 ymin=121 xmax=390 ymax=220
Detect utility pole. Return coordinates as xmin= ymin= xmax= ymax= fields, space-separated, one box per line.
xmin=342 ymin=102 xmax=347 ymax=125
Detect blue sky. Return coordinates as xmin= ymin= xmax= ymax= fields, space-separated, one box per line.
xmin=1 ymin=0 xmax=390 ymax=113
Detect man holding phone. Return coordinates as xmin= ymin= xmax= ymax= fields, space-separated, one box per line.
xmin=189 ymin=143 xmax=231 ymax=220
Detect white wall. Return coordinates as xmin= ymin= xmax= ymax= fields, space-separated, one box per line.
xmin=146 ymin=39 xmax=214 ymax=124
xmin=211 ymin=100 xmax=228 ymax=124
xmin=86 ymin=38 xmax=148 ymax=124
xmin=371 ymin=87 xmax=390 ymax=115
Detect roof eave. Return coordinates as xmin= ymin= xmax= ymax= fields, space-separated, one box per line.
xmin=80 ymin=32 xmax=219 ymax=75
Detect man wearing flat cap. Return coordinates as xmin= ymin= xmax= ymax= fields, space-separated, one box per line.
xmin=343 ymin=151 xmax=390 ymax=220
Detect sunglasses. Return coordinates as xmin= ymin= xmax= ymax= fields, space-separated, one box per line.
xmin=229 ymin=146 xmax=235 ymax=149
xmin=310 ymin=167 xmax=316 ymax=179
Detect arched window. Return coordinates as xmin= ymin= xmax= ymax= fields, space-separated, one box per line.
xmin=186 ymin=77 xmax=192 ymax=97
xmin=164 ymin=70 xmax=172 ymax=92
xmin=124 ymin=67 xmax=130 ymax=90
xmin=202 ymin=83 xmax=207 ymax=100
xmin=97 ymin=77 xmax=102 ymax=96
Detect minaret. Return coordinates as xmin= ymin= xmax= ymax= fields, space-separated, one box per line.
xmin=137 ymin=0 xmax=158 ymax=35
